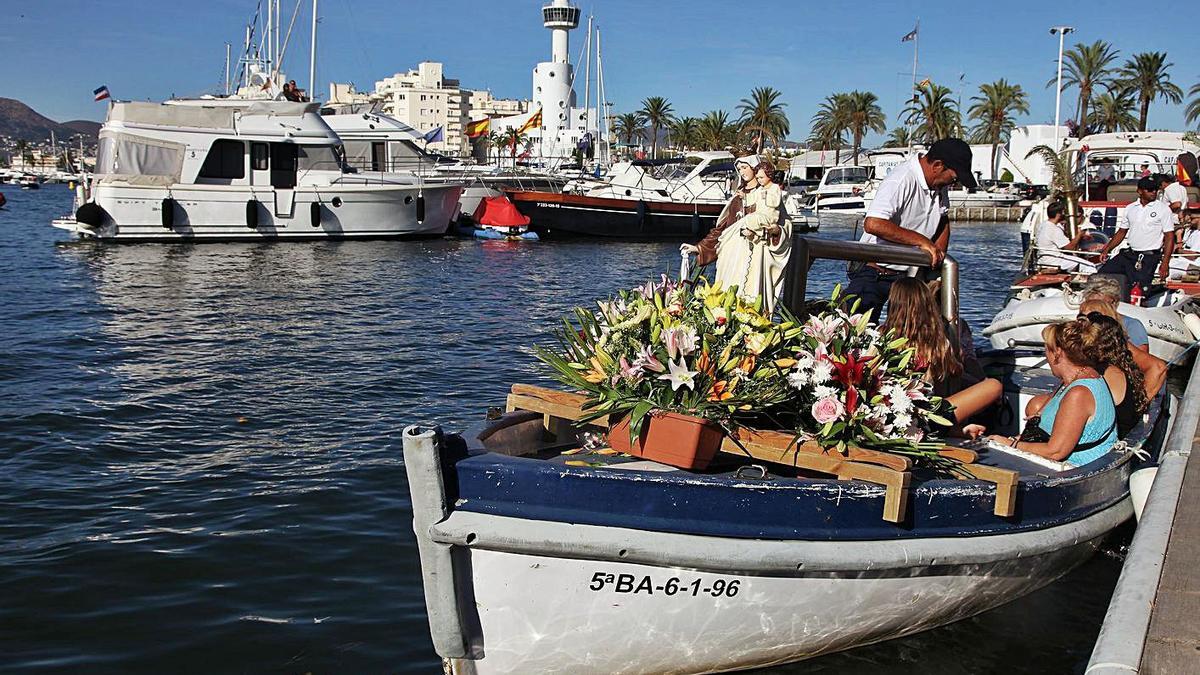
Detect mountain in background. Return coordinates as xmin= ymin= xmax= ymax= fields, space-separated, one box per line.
xmin=0 ymin=98 xmax=100 ymax=142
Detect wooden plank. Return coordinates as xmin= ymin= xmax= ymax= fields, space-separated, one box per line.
xmin=505 ymin=392 xmax=609 ymax=428
xmin=957 ymin=463 xmax=1019 ymax=517
xmin=836 ymin=462 xmax=912 ymax=524
xmin=727 ymin=428 xmax=912 ymax=472
xmin=938 ymin=446 xmax=979 ymax=463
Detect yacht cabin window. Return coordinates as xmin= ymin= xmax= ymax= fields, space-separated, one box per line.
xmin=198 ymin=139 xmax=245 ymax=180
xmin=251 ymin=143 xmax=269 ymax=171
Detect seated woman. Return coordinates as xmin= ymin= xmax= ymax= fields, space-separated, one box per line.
xmin=1077 ymin=297 xmax=1166 ymax=405
xmin=989 ymin=319 xmax=1118 ymax=465
xmin=882 ymin=278 xmax=1002 ymax=436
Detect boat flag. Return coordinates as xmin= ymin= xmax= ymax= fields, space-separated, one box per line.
xmin=466 ymin=117 xmax=491 ymax=139
xmin=917 ymin=78 xmax=931 ymax=88
xmin=422 ymin=126 xmax=445 ymax=144
xmin=516 ymin=108 xmax=542 ymax=135
xmin=93 ymin=85 xmax=111 ymax=102
xmin=901 ymin=24 xmax=918 ymax=42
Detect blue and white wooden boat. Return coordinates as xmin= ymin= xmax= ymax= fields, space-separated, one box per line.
xmin=402 ymin=239 xmax=1169 ymax=674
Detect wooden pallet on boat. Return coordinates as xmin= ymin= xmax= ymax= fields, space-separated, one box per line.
xmin=504 ymin=384 xmax=1018 ymax=523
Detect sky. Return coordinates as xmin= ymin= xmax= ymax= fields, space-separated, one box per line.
xmin=5 ymin=0 xmax=1197 ymax=146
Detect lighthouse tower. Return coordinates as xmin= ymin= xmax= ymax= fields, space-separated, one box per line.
xmin=533 ymin=0 xmax=580 ymax=148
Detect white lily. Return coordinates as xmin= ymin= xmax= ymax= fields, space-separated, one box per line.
xmin=658 ymin=357 xmax=698 ymax=391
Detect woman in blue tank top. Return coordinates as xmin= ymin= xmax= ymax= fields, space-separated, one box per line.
xmin=989 ymin=319 xmax=1118 ymax=466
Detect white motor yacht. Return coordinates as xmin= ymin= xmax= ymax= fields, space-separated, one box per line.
xmin=52 ymin=99 xmax=462 ymax=241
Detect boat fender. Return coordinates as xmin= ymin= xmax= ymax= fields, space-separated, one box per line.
xmin=310 ymin=201 xmax=322 ymax=228
xmin=636 ymin=200 xmax=647 ymax=227
xmin=75 ymin=202 xmax=105 ymax=228
xmin=161 ymin=197 xmax=176 ymax=229
xmin=1183 ymin=312 xmax=1200 ymax=341
xmin=691 ymin=210 xmax=700 ymax=235
xmin=416 ymin=194 xmax=426 ymax=223
xmin=246 ymin=199 xmax=259 ymax=229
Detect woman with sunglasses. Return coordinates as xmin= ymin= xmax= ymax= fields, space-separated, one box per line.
xmin=988 ymin=318 xmax=1118 ymax=465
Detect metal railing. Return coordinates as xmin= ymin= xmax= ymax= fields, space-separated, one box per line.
xmin=782 ymin=237 xmax=959 ymax=324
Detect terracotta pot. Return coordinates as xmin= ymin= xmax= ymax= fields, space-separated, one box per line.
xmin=607 ymin=411 xmax=725 ymax=470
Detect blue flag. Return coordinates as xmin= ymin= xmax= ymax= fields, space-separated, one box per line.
xmin=423 ymin=126 xmax=444 ymax=144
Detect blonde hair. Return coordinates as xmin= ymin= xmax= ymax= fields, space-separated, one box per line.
xmin=1042 ymin=318 xmax=1105 ymax=370
xmin=1079 ymin=298 xmax=1120 ymax=323
xmin=883 ymin=277 xmax=960 ymax=382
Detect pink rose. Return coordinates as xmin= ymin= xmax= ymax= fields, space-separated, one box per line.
xmin=811 ymin=395 xmax=845 ymax=424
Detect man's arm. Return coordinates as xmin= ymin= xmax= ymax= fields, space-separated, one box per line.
xmin=863 ymin=217 xmax=942 ymax=266
xmin=1158 ymin=229 xmax=1176 ymax=278
xmin=1099 ymin=228 xmax=1126 ymax=261
xmin=933 ymin=214 xmax=951 ymax=254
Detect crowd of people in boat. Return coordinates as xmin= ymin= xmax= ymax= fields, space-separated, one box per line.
xmin=1033 ymin=170 xmax=1197 ymax=286
xmin=682 ymin=139 xmax=1167 ymax=468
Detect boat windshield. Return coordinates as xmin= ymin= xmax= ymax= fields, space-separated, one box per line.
xmin=297 ymin=145 xmax=348 ymax=173
xmin=824 ymin=167 xmax=870 ymax=185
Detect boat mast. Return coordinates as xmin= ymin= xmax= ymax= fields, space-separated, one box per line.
xmin=582 ymin=14 xmax=592 ymax=139
xmin=309 ymin=0 xmax=317 ymax=101
xmin=906 ymin=18 xmax=919 ymax=154
xmin=596 ymin=28 xmax=608 ymax=166
xmin=224 ymin=42 xmax=231 ymax=95
xmin=266 ymin=0 xmax=273 ymax=74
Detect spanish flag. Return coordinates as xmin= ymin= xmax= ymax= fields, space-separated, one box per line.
xmin=466 ymin=117 xmax=490 ymax=139
xmin=516 ymin=108 xmax=542 ymax=135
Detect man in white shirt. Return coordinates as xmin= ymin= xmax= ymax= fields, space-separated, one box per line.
xmin=847 ymin=138 xmax=973 ymax=320
xmin=1098 ymin=176 xmax=1176 ymax=295
xmin=1035 ymin=202 xmax=1095 ymax=273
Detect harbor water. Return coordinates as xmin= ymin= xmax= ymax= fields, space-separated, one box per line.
xmin=1 ymin=185 xmax=1125 ymax=673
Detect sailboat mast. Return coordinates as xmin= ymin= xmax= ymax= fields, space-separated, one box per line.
xmin=582 ymin=15 xmax=592 ymax=130
xmin=596 ymin=28 xmax=607 ymax=165
xmin=309 ymin=0 xmax=318 ymax=101
xmin=225 ymin=42 xmax=231 ymax=95
xmin=266 ymin=0 xmax=273 ymax=72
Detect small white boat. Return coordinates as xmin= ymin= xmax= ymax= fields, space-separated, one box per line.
xmin=983 ymin=280 xmax=1200 ymax=362
xmin=403 ymin=238 xmax=1169 ymax=674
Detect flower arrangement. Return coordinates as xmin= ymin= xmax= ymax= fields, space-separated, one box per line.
xmin=783 ymin=286 xmax=957 ymax=461
xmin=535 ymin=275 xmax=798 ymax=439
xmin=537 ymin=277 xmax=961 ymax=471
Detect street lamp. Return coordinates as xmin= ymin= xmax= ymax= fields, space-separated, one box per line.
xmin=1050 ymin=25 xmax=1075 ymax=150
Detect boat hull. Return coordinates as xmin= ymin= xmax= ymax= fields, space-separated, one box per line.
xmin=505 ymin=190 xmax=725 ymax=240
xmin=984 ymin=291 xmax=1198 ymax=362
xmin=56 ymin=182 xmax=463 ymax=241
xmin=443 ymin=524 xmax=1112 ymax=674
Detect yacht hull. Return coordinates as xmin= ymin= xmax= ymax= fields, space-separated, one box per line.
xmin=57 ymin=182 xmax=463 ymax=241
xmin=505 ymin=190 xmax=724 ymax=239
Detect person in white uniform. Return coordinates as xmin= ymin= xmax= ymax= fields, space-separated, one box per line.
xmin=1035 ymin=202 xmax=1096 ymax=273
xmin=846 ymin=138 xmax=973 ymax=320
xmin=1097 ymin=176 xmax=1175 ymax=295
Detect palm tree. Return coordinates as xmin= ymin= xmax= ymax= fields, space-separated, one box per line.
xmin=480 ymin=130 xmax=501 ymax=163
xmin=1088 ymin=91 xmax=1139 ymax=133
xmin=968 ymin=79 xmax=1030 ymax=180
xmin=1116 ymin=51 xmax=1183 ymax=131
xmin=498 ymin=128 xmax=528 ymax=167
xmin=1049 ymin=40 xmax=1120 ymax=136
xmin=1026 ymin=144 xmax=1081 ymax=227
xmin=696 ymin=110 xmax=737 ymax=151
xmin=737 ymin=86 xmax=790 ymax=153
xmin=903 ymin=82 xmax=961 ymax=144
xmin=809 ymin=94 xmax=850 ymax=163
xmin=638 ymin=96 xmax=675 ymax=159
xmin=842 ymin=91 xmax=886 ymax=166
xmin=668 ymin=116 xmax=700 ymax=152
xmin=882 ymin=127 xmax=912 ymax=148
xmin=613 ymin=112 xmax=646 ymax=148
xmin=1187 ymin=83 xmax=1200 ymax=129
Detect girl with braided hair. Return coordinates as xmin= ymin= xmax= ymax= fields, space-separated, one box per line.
xmin=1078 ymin=311 xmax=1147 ymax=439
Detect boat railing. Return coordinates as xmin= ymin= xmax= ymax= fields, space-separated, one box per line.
xmin=782 ymin=236 xmax=958 ymax=324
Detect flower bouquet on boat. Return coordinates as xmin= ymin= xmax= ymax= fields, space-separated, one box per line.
xmin=535 ymin=278 xmax=961 ymax=473
xmin=402 ymin=238 xmax=1173 ymax=675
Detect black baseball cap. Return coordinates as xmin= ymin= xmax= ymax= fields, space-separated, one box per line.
xmin=927 ymin=138 xmax=977 ymax=189
xmin=1137 ymin=176 xmax=1159 ymax=191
